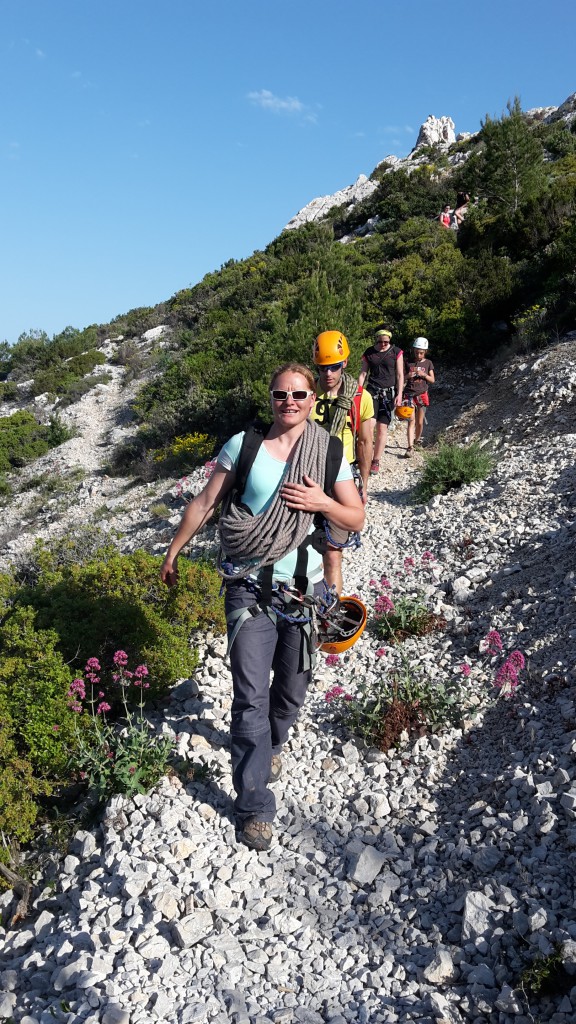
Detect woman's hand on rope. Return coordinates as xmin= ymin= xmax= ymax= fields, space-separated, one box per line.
xmin=281 ymin=475 xmax=329 ymax=514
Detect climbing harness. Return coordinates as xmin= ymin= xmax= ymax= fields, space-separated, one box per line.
xmin=222 ymin=566 xmax=367 ymax=662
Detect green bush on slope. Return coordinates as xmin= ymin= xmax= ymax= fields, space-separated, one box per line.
xmin=414 ymin=442 xmax=495 ymax=502
xmin=0 ymin=539 xmax=226 ymax=847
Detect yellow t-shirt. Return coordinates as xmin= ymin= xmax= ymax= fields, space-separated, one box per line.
xmin=310 ymin=388 xmax=374 ymax=464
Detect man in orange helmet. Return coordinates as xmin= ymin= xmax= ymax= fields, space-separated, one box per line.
xmin=310 ymin=330 xmax=374 ymax=594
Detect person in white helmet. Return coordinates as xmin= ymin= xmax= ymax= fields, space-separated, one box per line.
xmin=403 ymin=338 xmax=435 ymax=456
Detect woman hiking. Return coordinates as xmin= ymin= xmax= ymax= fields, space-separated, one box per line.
xmin=161 ymin=363 xmax=364 ymax=851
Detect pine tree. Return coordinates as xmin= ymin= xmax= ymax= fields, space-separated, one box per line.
xmin=479 ymin=97 xmax=546 ymax=213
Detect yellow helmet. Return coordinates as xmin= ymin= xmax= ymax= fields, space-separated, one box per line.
xmin=313 ymin=331 xmax=350 ymax=366
xmin=396 ymin=404 xmax=414 ymax=420
xmin=319 ymin=595 xmax=367 ymax=655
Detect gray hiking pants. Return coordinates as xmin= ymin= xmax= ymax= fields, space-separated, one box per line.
xmin=225 ymin=580 xmax=323 ymax=825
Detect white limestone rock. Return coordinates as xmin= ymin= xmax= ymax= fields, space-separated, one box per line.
xmin=414 ymin=114 xmax=456 ymax=149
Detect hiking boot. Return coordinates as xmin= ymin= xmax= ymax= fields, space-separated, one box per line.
xmin=239 ymin=820 xmax=273 ymax=852
xmin=404 ymin=447 xmax=413 ymax=459
xmin=269 ymin=754 xmax=282 ymax=783
xmin=370 ymin=460 xmax=380 ymax=475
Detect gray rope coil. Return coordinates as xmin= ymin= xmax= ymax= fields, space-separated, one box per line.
xmin=218 ymin=420 xmax=330 ymax=580
xmin=324 ymin=372 xmax=359 ymax=439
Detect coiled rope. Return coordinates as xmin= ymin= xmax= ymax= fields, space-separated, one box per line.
xmin=322 ymin=372 xmax=359 ymax=439
xmin=218 ymin=419 xmax=330 ymax=581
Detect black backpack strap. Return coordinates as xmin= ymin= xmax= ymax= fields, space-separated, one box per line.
xmin=234 ymin=423 xmax=266 ymax=500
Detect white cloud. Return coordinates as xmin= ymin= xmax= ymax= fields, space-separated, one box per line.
xmin=248 ymin=89 xmax=305 ymax=115
xmin=248 ymin=90 xmax=320 ymax=126
xmin=35 ymin=48 xmax=46 ymax=58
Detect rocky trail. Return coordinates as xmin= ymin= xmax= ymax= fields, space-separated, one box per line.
xmin=1 ymin=336 xmax=576 ymax=1024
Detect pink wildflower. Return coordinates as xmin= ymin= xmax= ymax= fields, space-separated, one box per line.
xmin=344 ymin=694 xmax=354 ymax=701
xmin=325 ymin=685 xmax=345 ymax=703
xmin=85 ymin=657 xmax=101 ymax=672
xmin=380 ymin=577 xmax=391 ymax=589
xmin=68 ymin=678 xmax=86 ymax=700
xmin=52 ymin=725 xmax=61 ymax=733
xmin=325 ymin=654 xmax=340 ymax=667
xmin=96 ymin=701 xmax=112 ymax=715
xmin=98 ymin=691 xmax=105 ymax=699
xmin=460 ymin=663 xmax=471 ymax=677
xmin=404 ymin=557 xmax=415 ymax=573
xmin=376 ymin=648 xmax=387 ymax=658
xmin=484 ymin=629 xmax=503 ymax=655
xmin=134 ymin=665 xmax=149 ymax=678
xmin=375 ymin=595 xmax=395 ymax=615
xmin=507 ymin=650 xmax=525 ymax=670
xmin=68 ymin=701 xmax=83 ymax=713
xmin=204 ymin=460 xmax=217 ymax=479
xmin=128 ymin=766 xmax=136 ymax=775
xmin=421 ymin=551 xmax=435 ymax=563
xmin=369 ymin=579 xmax=377 ymax=587
xmin=143 ymin=682 xmax=150 ymax=689
xmin=113 ymin=650 xmax=129 ymax=667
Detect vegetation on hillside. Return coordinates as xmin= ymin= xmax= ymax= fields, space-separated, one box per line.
xmin=109 ymin=99 xmax=576 ymax=476
xmin=0 ymin=530 xmax=225 ymax=851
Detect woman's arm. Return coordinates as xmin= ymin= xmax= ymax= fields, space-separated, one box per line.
xmin=161 ymin=466 xmax=235 ymax=586
xmin=280 ymin=476 xmax=365 ymax=532
xmin=357 ymin=356 xmax=369 ymax=389
xmin=394 ymin=353 xmax=405 ymax=404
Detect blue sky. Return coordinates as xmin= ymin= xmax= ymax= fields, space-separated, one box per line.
xmin=1 ymin=0 xmax=575 ymax=345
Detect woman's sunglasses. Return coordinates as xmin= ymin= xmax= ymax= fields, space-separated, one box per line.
xmin=270 ymin=389 xmax=315 ymax=401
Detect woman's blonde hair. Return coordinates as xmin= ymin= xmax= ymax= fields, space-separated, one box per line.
xmin=269 ymin=363 xmax=315 ymax=392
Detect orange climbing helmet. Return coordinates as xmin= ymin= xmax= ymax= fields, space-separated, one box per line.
xmin=319 ymin=595 xmax=367 ymax=654
xmin=313 ymin=330 xmax=350 ymax=366
xmin=396 ymin=404 xmax=414 ymax=420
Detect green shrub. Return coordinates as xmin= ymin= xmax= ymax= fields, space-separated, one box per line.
xmin=31 ymin=349 xmax=106 ymax=398
xmin=414 ymin=442 xmax=494 ymax=502
xmin=112 ymin=339 xmax=154 ymax=382
xmin=0 ymin=705 xmax=50 ymax=844
xmin=0 ymin=475 xmax=12 ymax=501
xmin=0 ymin=606 xmax=76 ymax=777
xmin=14 ymin=549 xmax=225 ymax=693
xmin=374 ymin=593 xmax=438 ymax=643
xmin=0 ymin=411 xmax=70 ymax=472
xmin=0 ymin=381 xmax=18 ymax=401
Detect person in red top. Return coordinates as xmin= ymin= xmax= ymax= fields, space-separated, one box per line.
xmin=403 ymin=337 xmax=435 ymax=457
xmin=439 ymin=204 xmax=452 ymax=228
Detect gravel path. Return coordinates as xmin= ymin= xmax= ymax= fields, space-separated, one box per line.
xmin=1 ymin=340 xmax=576 ymax=1024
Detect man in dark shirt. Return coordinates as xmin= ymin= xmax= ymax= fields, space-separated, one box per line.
xmin=358 ymin=327 xmax=404 ymax=474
